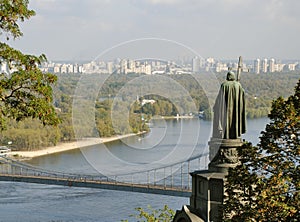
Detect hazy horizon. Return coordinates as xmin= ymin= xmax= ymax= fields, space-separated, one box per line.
xmin=4 ymin=0 xmax=300 ymax=62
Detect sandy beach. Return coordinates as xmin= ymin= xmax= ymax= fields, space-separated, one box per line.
xmin=9 ymin=133 xmax=139 ymax=159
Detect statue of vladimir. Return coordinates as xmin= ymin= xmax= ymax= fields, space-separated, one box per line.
xmin=213 ymin=71 xmax=246 ymax=139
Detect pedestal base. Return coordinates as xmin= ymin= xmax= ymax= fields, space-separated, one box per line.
xmin=173 ymin=138 xmax=244 ymax=222
xmin=189 ymin=170 xmax=226 ymax=222
xmin=188 ymin=138 xmax=243 ymax=221
xmin=173 ymin=205 xmax=205 ymax=222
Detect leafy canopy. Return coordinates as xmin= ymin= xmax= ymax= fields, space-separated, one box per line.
xmin=0 ymin=0 xmax=59 ymax=129
xmin=223 ymin=79 xmax=300 ymax=221
xmin=122 ymin=205 xmax=175 ymax=222
xmin=0 ymin=0 xmax=35 ymax=39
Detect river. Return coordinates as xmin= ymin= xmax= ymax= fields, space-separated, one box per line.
xmin=0 ymin=117 xmax=269 ymax=222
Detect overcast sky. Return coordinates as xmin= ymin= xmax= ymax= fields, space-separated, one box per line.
xmin=6 ymin=0 xmax=300 ymax=61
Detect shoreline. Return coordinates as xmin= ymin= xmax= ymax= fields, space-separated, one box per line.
xmin=9 ymin=133 xmax=142 ymax=159
xmin=152 ymin=115 xmax=197 ymax=119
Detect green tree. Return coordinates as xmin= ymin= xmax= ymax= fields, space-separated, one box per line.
xmin=122 ymin=205 xmax=175 ymax=222
xmin=1 ymin=119 xmax=60 ymax=150
xmin=0 ymin=0 xmax=59 ymax=130
xmin=223 ymin=79 xmax=300 ymax=221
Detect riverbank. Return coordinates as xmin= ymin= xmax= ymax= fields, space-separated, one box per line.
xmin=152 ymin=115 xmax=197 ymax=119
xmin=9 ymin=133 xmax=140 ymax=159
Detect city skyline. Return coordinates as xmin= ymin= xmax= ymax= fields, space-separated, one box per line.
xmin=3 ymin=0 xmax=300 ymax=61
xmin=16 ymin=56 xmax=298 ymax=75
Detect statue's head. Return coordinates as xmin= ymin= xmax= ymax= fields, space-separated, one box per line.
xmin=226 ymin=71 xmax=235 ymax=81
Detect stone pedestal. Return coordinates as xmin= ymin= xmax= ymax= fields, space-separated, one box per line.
xmin=173 ymin=205 xmax=205 ymax=222
xmin=190 ymin=170 xmax=226 ymax=222
xmin=173 ymin=138 xmax=243 ymax=222
xmin=189 ymin=138 xmax=243 ymax=221
xmin=208 ymin=138 xmax=242 ymax=173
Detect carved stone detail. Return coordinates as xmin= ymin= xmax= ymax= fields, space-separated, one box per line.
xmin=208 ymin=138 xmax=243 ymax=173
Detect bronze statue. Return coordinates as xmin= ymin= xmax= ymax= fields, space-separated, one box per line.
xmin=177 ymin=58 xmax=247 ymax=222
xmin=213 ymin=71 xmax=246 ymax=139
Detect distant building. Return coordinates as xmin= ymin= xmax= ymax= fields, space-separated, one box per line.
xmin=275 ymin=63 xmax=285 ymax=72
xmin=262 ymin=58 xmax=268 ymax=73
xmin=288 ymin=63 xmax=296 ymax=71
xmin=73 ymin=64 xmax=79 ymax=73
xmin=254 ymin=59 xmax=260 ymax=74
xmin=141 ymin=99 xmax=155 ymax=106
xmin=268 ymin=58 xmax=275 ymax=73
xmin=107 ymin=62 xmax=113 ymax=74
xmin=37 ymin=57 xmax=299 ymax=75
xmin=67 ymin=64 xmax=74 ymax=73
xmin=53 ymin=64 xmax=61 ymax=73
xmin=199 ymin=58 xmax=205 ymax=69
xmin=61 ymin=64 xmax=68 ymax=73
xmin=215 ymin=62 xmax=228 ymax=72
xmin=206 ymin=57 xmax=215 ymax=64
xmin=120 ymin=59 xmax=127 ymax=74
xmin=119 ymin=59 xmax=152 ymax=74
xmin=192 ymin=56 xmax=200 ymax=73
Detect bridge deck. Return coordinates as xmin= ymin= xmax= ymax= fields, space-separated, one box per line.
xmin=0 ymin=155 xmax=208 ymax=197
xmin=0 ymin=174 xmax=191 ymax=197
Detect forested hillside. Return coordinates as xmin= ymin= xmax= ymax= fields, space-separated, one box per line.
xmin=1 ymin=72 xmax=298 ymax=150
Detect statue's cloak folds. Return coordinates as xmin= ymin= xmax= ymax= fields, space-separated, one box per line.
xmin=213 ymin=78 xmax=246 ymax=139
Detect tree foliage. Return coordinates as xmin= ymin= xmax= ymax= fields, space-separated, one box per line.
xmin=0 ymin=0 xmax=35 ymax=39
xmin=97 ymin=72 xmax=299 ymax=119
xmin=1 ymin=71 xmax=299 ymax=150
xmin=122 ymin=205 xmax=175 ymax=222
xmin=223 ymin=79 xmax=300 ymax=221
xmin=0 ymin=0 xmax=59 ymax=130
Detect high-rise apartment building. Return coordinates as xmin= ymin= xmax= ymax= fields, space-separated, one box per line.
xmin=254 ymin=58 xmax=260 ymax=74
xmin=262 ymin=58 xmax=268 ymax=73
xmin=192 ymin=56 xmax=200 ymax=73
xmin=268 ymin=58 xmax=275 ymax=73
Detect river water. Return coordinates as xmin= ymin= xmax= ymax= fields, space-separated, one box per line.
xmin=0 ymin=118 xmax=269 ymax=222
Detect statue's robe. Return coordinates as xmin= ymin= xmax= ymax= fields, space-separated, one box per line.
xmin=213 ymin=74 xmax=246 ymax=139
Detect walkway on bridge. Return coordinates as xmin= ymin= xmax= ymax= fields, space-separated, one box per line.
xmin=0 ymin=153 xmax=208 ymax=197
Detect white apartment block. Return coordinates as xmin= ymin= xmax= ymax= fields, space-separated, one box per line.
xmin=119 ymin=59 xmax=151 ymax=75
xmin=288 ymin=63 xmax=296 ymax=71
xmin=262 ymin=59 xmax=268 ymax=73
xmin=38 ymin=58 xmax=299 ymax=75
xmin=268 ymin=58 xmax=275 ymax=72
xmin=254 ymin=59 xmax=260 ymax=74
xmin=53 ymin=65 xmax=61 ymax=73
xmin=215 ymin=62 xmax=228 ymax=72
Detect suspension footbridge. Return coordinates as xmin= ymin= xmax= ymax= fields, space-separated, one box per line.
xmin=0 ymin=154 xmax=208 ymax=197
